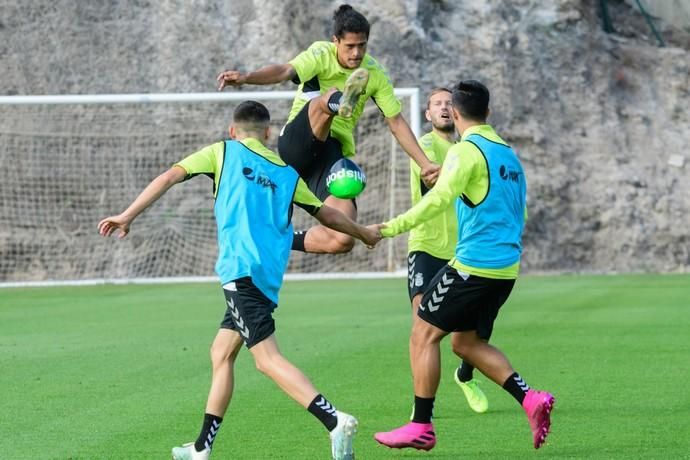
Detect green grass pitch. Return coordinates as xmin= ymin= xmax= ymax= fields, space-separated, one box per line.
xmin=1 ymin=274 xmax=689 ymax=459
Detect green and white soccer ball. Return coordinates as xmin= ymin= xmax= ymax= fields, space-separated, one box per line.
xmin=326 ymin=158 xmax=367 ymax=199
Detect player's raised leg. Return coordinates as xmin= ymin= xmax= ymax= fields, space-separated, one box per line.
xmin=295 ymin=68 xmax=369 ymax=158
xmin=300 ymin=195 xmax=357 ymax=254
xmin=309 ymin=69 xmax=369 ymax=139
xmin=307 ymin=88 xmax=343 ymax=141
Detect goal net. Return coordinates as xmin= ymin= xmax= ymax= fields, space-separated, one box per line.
xmin=0 ymin=91 xmax=420 ymax=285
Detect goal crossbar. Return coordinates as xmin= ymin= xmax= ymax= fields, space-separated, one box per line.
xmin=0 ymin=89 xmax=420 ymax=137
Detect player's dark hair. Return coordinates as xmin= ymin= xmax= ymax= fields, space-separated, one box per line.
xmin=426 ymin=87 xmax=452 ymax=109
xmin=233 ymin=100 xmax=270 ymax=127
xmin=452 ymin=80 xmax=490 ymax=122
xmin=333 ymin=4 xmax=370 ymax=38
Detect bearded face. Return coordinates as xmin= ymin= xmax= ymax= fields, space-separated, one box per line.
xmin=426 ymin=91 xmax=454 ymax=133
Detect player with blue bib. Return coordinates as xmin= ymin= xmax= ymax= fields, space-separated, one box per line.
xmin=98 ymin=101 xmax=381 ymax=460
xmin=370 ymin=81 xmax=555 ymax=453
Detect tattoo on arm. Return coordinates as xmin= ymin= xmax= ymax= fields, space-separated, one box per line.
xmin=295 ymin=201 xmax=321 ymax=216
xmin=288 ymin=66 xmax=298 ymax=84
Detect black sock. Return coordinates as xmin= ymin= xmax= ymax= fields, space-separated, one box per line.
xmin=502 ymin=372 xmax=530 ymax=405
xmin=327 ymin=91 xmax=343 ymax=113
xmin=292 ymin=230 xmax=307 ymax=252
xmin=194 ymin=413 xmax=223 ymax=452
xmin=308 ymin=394 xmax=338 ymax=431
xmin=411 ymin=395 xmax=435 ymax=423
xmin=457 ymin=361 xmax=474 ymax=382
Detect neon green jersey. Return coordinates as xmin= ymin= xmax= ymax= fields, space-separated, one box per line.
xmin=287 ymin=41 xmax=401 ymax=157
xmin=408 ymin=131 xmax=457 ymax=260
xmin=175 ymin=138 xmax=323 ymax=212
xmin=384 ymin=125 xmax=525 ymax=279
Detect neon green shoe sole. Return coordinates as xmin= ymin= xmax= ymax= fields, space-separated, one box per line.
xmin=338 ymin=68 xmax=369 ymax=118
xmin=454 ymin=373 xmax=489 ymax=413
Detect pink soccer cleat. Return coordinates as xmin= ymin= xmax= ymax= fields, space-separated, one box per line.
xmin=522 ymin=389 xmax=555 ymax=449
xmin=374 ymin=422 xmax=436 ymax=451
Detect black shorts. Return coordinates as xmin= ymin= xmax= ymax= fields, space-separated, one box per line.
xmin=407 ymin=251 xmax=450 ymax=301
xmin=418 ymin=265 xmax=515 ymax=339
xmin=220 ymin=277 xmax=277 ymax=348
xmin=277 ymin=101 xmax=349 ymax=202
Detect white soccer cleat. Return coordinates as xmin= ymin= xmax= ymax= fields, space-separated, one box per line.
xmin=171 ymin=442 xmax=210 ymax=460
xmin=329 ymin=411 xmax=358 ymax=460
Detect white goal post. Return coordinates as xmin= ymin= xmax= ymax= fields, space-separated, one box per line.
xmin=0 ymin=89 xmax=421 ymax=287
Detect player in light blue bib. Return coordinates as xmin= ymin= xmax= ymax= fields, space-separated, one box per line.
xmin=98 ymin=101 xmax=381 ymax=460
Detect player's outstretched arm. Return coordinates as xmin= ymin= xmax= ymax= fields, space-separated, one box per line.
xmin=314 ymin=205 xmax=382 ymax=247
xmin=385 ymin=113 xmax=441 ymax=186
xmin=97 ymin=166 xmax=186 ymax=239
xmin=217 ymin=64 xmax=297 ymax=90
xmin=366 ymin=224 xmax=387 ymax=242
xmin=377 ymin=162 xmax=461 ymax=239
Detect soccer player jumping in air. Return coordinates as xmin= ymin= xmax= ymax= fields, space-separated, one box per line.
xmin=216 ymin=4 xmax=439 ymax=255
xmin=98 ymin=101 xmax=382 ymax=460
xmin=369 ymin=81 xmax=555 ymax=452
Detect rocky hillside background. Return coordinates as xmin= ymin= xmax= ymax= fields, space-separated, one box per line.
xmin=1 ymin=0 xmax=688 ymax=276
